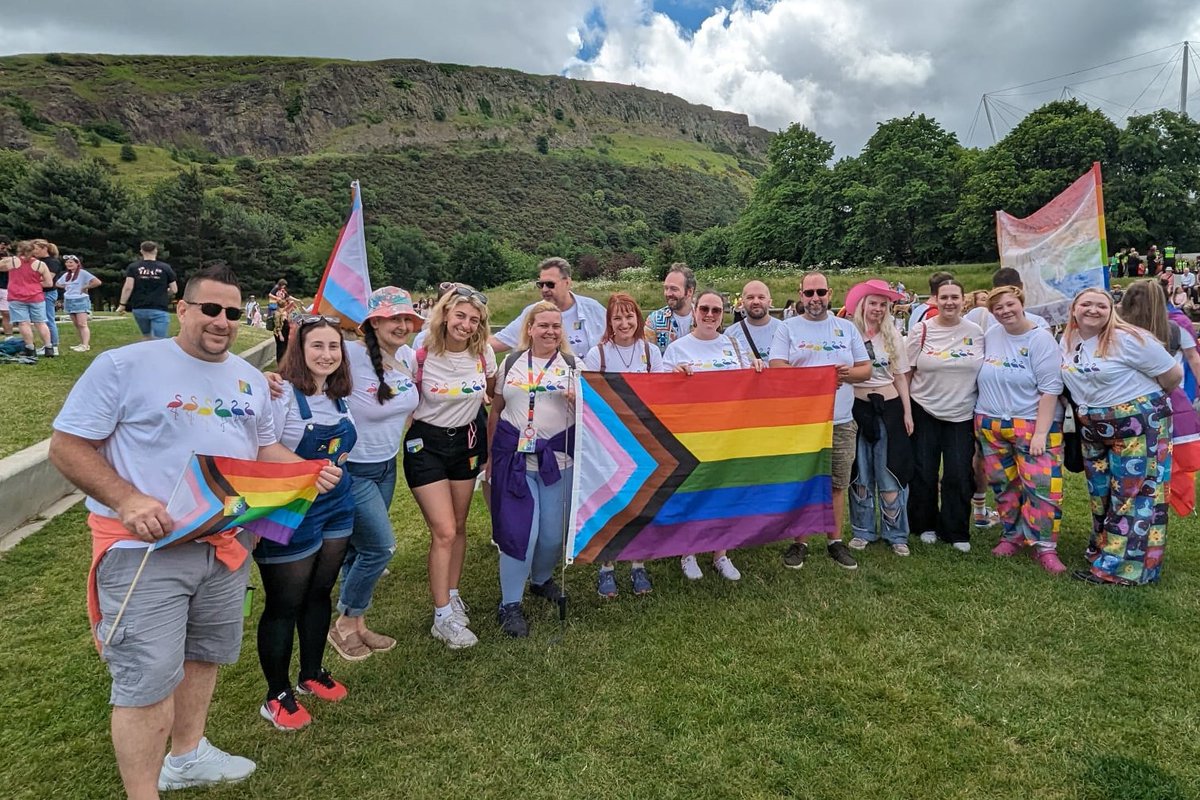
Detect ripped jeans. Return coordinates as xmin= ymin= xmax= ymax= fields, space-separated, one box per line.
xmin=849 ymin=416 xmax=910 ymax=544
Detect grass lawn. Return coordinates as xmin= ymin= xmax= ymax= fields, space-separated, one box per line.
xmin=0 ymin=317 xmax=272 ymax=459
xmin=2 ymin=476 xmax=1198 ymax=799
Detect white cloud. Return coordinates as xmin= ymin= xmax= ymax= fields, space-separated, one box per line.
xmin=568 ymin=0 xmax=932 ymax=135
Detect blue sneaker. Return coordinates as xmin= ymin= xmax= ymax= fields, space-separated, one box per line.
xmin=597 ymin=569 xmax=618 ymax=598
xmin=630 ymin=566 xmax=653 ymax=595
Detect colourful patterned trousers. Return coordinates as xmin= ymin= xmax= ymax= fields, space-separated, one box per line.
xmin=1077 ymin=393 xmax=1172 ymax=585
xmin=975 ymin=415 xmax=1063 ymax=548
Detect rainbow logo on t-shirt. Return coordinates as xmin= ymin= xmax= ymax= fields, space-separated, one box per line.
xmin=238 ymin=380 xmax=252 ymax=395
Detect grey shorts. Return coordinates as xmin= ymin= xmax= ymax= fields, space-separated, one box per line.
xmin=832 ymin=420 xmax=858 ymax=490
xmin=94 ymin=532 xmax=252 ymax=707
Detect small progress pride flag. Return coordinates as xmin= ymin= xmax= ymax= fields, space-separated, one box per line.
xmin=568 ymin=367 xmax=835 ymax=563
xmin=159 ymin=455 xmax=325 ymax=549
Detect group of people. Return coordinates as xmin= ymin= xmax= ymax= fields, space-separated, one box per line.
xmin=47 ymin=254 xmax=1192 ymax=798
xmin=0 ymin=238 xmax=181 ymax=359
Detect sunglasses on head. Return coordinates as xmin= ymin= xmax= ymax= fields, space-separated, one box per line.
xmin=535 ymin=280 xmax=558 ymax=290
xmin=192 ymin=302 xmax=243 ymax=321
xmin=696 ymin=304 xmax=723 ymax=315
xmin=452 ymin=286 xmax=488 ymax=305
xmin=802 ymin=288 xmax=829 ymax=298
xmin=296 ymin=314 xmax=342 ymax=326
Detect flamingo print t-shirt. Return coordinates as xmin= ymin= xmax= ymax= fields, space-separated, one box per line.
xmin=662 ymin=334 xmax=748 ymax=373
xmin=905 ymin=319 xmax=984 ymax=422
xmin=346 ymin=341 xmax=419 ymax=462
xmin=53 ymin=338 xmax=275 ymax=519
xmin=412 ymin=345 xmax=498 ymax=429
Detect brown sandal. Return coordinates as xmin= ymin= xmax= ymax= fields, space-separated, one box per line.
xmin=326 ymin=627 xmax=372 ymax=661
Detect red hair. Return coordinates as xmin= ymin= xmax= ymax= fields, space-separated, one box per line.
xmin=600 ymin=292 xmax=648 ymax=344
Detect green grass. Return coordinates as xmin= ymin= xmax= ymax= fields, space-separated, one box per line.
xmin=2 ymin=475 xmax=1198 ymax=799
xmin=0 ymin=318 xmax=271 ymax=458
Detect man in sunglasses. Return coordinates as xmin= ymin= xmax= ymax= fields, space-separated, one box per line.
xmin=770 ymin=272 xmax=872 ymax=571
xmin=491 ymin=257 xmax=605 ymax=357
xmin=117 ymin=241 xmax=178 ymax=340
xmin=50 ymin=263 xmax=342 ymax=798
xmin=646 ymin=262 xmax=696 ymax=353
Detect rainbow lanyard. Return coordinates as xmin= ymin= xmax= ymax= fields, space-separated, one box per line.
xmin=525 ymin=350 xmax=559 ymax=433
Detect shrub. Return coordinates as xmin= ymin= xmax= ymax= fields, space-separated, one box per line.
xmin=119 ymin=144 xmax=137 ymax=162
xmin=553 ymin=107 xmax=565 ymax=121
xmin=477 ymin=97 xmax=493 ymax=118
xmin=392 ymin=76 xmax=413 ymax=90
xmin=432 ymin=106 xmax=446 ymax=122
xmin=535 ymin=135 xmax=549 ymax=155
xmin=83 ymin=120 xmax=131 ymax=143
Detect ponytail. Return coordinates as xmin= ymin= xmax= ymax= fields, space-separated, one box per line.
xmin=362 ymin=325 xmax=395 ymax=405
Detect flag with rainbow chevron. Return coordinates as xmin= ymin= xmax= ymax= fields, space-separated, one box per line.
xmin=568 ymin=367 xmax=836 ymax=564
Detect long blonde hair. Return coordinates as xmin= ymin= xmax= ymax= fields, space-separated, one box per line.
xmin=851 ymin=293 xmax=901 ymax=365
xmin=1063 ymin=287 xmax=1145 ymax=358
xmin=517 ymin=300 xmax=572 ymax=357
xmin=423 ymin=289 xmax=490 ymax=356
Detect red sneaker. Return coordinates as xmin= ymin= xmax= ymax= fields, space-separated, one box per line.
xmin=260 ymin=690 xmax=311 ymax=731
xmin=295 ymin=669 xmax=348 ymax=702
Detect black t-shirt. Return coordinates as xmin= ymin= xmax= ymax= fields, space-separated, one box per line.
xmin=42 ymin=257 xmax=64 ymax=295
xmin=124 ymin=259 xmax=177 ymax=310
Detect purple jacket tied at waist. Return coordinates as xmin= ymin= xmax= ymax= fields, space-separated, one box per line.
xmin=490 ymin=418 xmax=575 ymax=560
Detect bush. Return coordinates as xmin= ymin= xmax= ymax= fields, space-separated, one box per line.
xmin=392 ymin=76 xmax=413 ymax=90
xmin=535 ymin=135 xmax=549 ymax=155
xmin=553 ymin=107 xmax=565 ymax=121
xmin=83 ymin=120 xmax=131 ymax=143
xmin=119 ymin=144 xmax=137 ymax=162
xmin=477 ymin=97 xmax=493 ymax=118
xmin=44 ymin=53 xmax=66 ymax=66
xmin=432 ymin=106 xmax=446 ymax=122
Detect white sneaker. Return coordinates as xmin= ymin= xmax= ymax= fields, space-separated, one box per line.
xmin=951 ymin=541 xmax=971 ymax=553
xmin=713 ymin=556 xmax=741 ymax=581
xmin=449 ymin=594 xmax=471 ymax=626
xmin=431 ymin=614 xmax=479 ymax=649
xmin=70 ymin=343 xmax=89 ymax=352
xmin=891 ymin=543 xmax=911 ymax=557
xmin=919 ymin=531 xmax=938 ymax=545
xmin=681 ymin=554 xmax=703 ymax=580
xmin=848 ymin=537 xmax=870 ymax=550
xmin=157 ymin=737 xmax=256 ymax=791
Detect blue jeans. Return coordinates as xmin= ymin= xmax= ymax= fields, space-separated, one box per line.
xmin=337 ymin=458 xmax=398 ymax=616
xmin=132 ymin=308 xmax=169 ymax=338
xmin=43 ymin=289 xmax=59 ymax=346
xmin=849 ymin=419 xmax=910 ymax=544
xmin=498 ymin=467 xmax=571 ymax=605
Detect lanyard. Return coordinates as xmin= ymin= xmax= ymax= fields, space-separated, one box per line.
xmin=526 ymin=350 xmax=559 ymax=425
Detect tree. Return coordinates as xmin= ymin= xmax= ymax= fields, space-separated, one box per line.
xmin=371 ymin=224 xmax=446 ymax=289
xmin=447 ymin=232 xmax=509 ymax=289
xmin=1109 ymin=110 xmax=1200 ymax=248
xmin=119 ymin=144 xmax=137 ymax=162
xmin=535 ymin=134 xmax=549 ymax=155
xmin=661 ymin=206 xmax=683 ymax=234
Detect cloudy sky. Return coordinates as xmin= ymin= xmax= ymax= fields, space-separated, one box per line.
xmin=3 ymin=0 xmax=1199 ymax=156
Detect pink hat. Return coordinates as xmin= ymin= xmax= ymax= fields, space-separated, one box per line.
xmin=843 ymin=279 xmax=904 ymax=317
xmin=361 ymin=286 xmax=424 ymax=330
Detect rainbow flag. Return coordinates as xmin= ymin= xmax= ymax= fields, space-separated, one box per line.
xmin=995 ymin=162 xmax=1107 ymax=325
xmin=158 ymin=455 xmax=325 ymax=549
xmin=313 ymin=180 xmax=372 ymax=327
xmin=568 ymin=367 xmax=835 ymax=563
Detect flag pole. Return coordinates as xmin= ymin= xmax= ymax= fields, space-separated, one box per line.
xmin=102 ymin=546 xmax=154 ymax=648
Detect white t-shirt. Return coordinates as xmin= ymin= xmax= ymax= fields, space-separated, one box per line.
xmin=671 ymin=311 xmax=694 ymax=341
xmin=975 ymin=326 xmax=1063 ymax=420
xmin=1181 ymin=272 xmax=1196 ymax=289
xmin=272 ymin=381 xmax=356 ymax=453
xmin=965 ymin=307 xmax=1050 ymax=334
xmin=53 ymin=339 xmax=276 ymax=519
xmin=494 ymin=294 xmax=607 ymax=357
xmin=769 ymin=315 xmax=869 ymax=424
xmin=582 ymin=340 xmax=665 ymax=373
xmin=662 ymin=333 xmax=749 ymax=372
xmin=345 ymin=341 xmax=419 ymax=462
xmin=726 ymin=317 xmax=782 ymax=362
xmin=413 ymin=345 xmax=498 ymax=428
xmin=496 ymin=351 xmax=575 ymax=469
xmin=56 ymin=269 xmax=98 ymax=300
xmin=906 ymin=318 xmax=985 ymax=422
xmin=1061 ymin=328 xmax=1177 ymax=408
xmin=1173 ymin=323 xmax=1197 ymax=368
xmin=860 ymin=329 xmax=910 ymax=390
xmin=411 ymin=329 xmax=428 ymax=350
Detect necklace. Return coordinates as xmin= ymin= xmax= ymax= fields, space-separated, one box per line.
xmin=615 ymin=342 xmax=637 ymax=369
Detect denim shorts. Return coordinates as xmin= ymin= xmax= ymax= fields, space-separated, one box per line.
xmin=9 ymin=299 xmax=46 ymax=324
xmin=65 ymin=296 xmax=92 ymax=314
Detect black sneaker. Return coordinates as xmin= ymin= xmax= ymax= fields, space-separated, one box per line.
xmin=827 ymin=540 xmax=859 ymax=570
xmin=23 ymin=347 xmax=37 ymax=359
xmin=782 ymin=542 xmax=808 ymax=570
xmin=497 ymin=602 xmax=529 ymax=638
xmin=43 ymin=346 xmax=56 ymax=358
xmin=529 ymin=578 xmax=564 ymax=604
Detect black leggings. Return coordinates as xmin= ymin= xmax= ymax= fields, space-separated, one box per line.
xmin=256 ymin=537 xmax=349 ymax=698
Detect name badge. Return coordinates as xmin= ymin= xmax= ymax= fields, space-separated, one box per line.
xmin=517 ymin=426 xmax=537 ymax=453
xmin=405 ymin=437 xmax=424 ymax=454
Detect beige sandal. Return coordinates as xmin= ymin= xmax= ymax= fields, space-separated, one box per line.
xmin=326 ymin=627 xmax=372 ymax=661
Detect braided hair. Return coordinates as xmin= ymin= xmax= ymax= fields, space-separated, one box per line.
xmin=362 ymin=323 xmax=396 ymax=405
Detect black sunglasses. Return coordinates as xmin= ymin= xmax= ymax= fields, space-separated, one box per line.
xmin=193 ymin=302 xmax=243 ymax=321
xmin=802 ymin=288 xmax=830 ymax=298
xmin=296 ymin=314 xmax=341 ymax=326
xmin=535 ymin=280 xmax=557 ymax=290
xmin=452 ymin=286 xmax=488 ymax=305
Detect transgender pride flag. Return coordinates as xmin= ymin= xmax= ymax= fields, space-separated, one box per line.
xmin=313 ymin=180 xmax=372 ymax=326
xmin=568 ymin=368 xmax=836 ymax=563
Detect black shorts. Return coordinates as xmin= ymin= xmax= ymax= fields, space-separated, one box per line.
xmin=403 ymin=413 xmax=488 ymax=488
